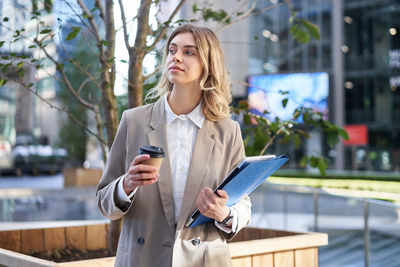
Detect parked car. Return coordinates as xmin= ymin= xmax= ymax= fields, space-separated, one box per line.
xmin=12 ymin=133 xmax=67 ymax=175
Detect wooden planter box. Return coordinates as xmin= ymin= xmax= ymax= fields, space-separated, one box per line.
xmin=63 ymin=168 xmax=102 ymax=187
xmin=229 ymin=228 xmax=328 ymax=267
xmin=0 ymin=223 xmax=327 ymax=267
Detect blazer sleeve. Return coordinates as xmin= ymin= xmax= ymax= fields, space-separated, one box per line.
xmin=96 ymin=111 xmax=134 ymax=220
xmin=220 ymin=121 xmax=252 ymax=240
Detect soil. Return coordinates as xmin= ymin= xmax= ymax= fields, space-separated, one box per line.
xmin=29 ymin=246 xmax=114 ymax=263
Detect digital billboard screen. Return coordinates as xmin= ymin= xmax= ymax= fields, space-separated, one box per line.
xmin=247 ymin=72 xmax=329 ymax=122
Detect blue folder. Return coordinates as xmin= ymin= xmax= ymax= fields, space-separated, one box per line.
xmin=185 ymin=154 xmax=289 ymax=228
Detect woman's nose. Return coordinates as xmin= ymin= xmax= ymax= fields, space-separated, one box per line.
xmin=173 ymin=51 xmax=183 ymax=63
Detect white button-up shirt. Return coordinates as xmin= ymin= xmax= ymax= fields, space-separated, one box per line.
xmin=164 ymin=95 xmax=204 ymax=223
xmin=117 ymin=95 xmax=237 ymax=232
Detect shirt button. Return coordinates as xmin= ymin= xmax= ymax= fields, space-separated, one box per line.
xmin=179 ymin=167 xmax=185 ymax=172
xmin=137 ymin=237 xmax=145 ymax=245
xmin=192 ymin=237 xmax=200 ymax=246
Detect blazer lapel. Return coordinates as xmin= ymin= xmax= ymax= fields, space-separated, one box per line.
xmin=147 ymin=97 xmax=176 ymax=235
xmin=176 ymin=120 xmax=215 ymax=229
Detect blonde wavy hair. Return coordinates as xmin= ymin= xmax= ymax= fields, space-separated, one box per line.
xmin=146 ymin=24 xmax=231 ymax=121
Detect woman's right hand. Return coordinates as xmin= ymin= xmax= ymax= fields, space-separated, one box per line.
xmin=122 ymin=154 xmax=159 ymax=195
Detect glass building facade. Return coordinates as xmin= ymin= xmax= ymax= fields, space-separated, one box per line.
xmin=249 ymin=0 xmax=400 ymax=172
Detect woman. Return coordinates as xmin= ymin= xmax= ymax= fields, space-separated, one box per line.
xmin=97 ymin=24 xmax=251 ymax=267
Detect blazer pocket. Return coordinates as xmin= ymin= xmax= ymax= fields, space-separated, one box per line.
xmin=204 ymin=244 xmax=232 ymax=267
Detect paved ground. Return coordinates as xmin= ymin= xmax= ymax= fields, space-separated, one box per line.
xmin=1 ymin=173 xmax=400 ymax=266
xmin=0 ymin=173 xmax=64 ymax=189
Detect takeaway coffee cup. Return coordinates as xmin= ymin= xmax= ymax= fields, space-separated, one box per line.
xmin=138 ymin=145 xmax=165 ymax=173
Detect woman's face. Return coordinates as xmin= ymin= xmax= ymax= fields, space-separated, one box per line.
xmin=166 ymin=32 xmax=203 ymax=88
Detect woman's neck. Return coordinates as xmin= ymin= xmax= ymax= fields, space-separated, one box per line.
xmin=168 ymin=84 xmax=201 ymax=115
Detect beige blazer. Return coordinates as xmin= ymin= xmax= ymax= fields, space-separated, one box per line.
xmin=97 ymin=97 xmax=251 ymax=267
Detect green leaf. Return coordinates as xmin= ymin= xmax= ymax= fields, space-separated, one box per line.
xmin=243 ymin=113 xmax=252 ymax=125
xmin=192 ymin=4 xmax=198 ymax=13
xmin=326 ymin=131 xmax=339 ymax=148
xmin=1 ymin=56 xmax=8 ymax=60
xmin=66 ymin=27 xmax=81 ymax=41
xmin=282 ymin=98 xmax=288 ymax=108
xmin=269 ymin=122 xmax=279 ymax=133
xmin=17 ymin=62 xmax=24 ymax=68
xmin=301 ymin=19 xmax=320 ymax=40
xmin=293 ymin=134 xmax=301 ymax=149
xmin=44 ymin=0 xmax=52 ymax=13
xmin=3 ymin=17 xmax=9 ymax=22
xmin=90 ymin=7 xmax=99 ymax=13
xmin=300 ymin=155 xmax=308 ymax=167
xmin=56 ymin=63 xmax=64 ymax=71
xmin=100 ymin=40 xmax=109 ymax=47
xmin=120 ymin=59 xmax=128 ymax=63
xmin=338 ymin=128 xmax=349 ymax=140
xmin=309 ymin=156 xmax=319 ymax=168
xmin=317 ymin=157 xmax=328 ymax=176
xmin=0 ymin=79 xmax=8 ymax=87
xmin=17 ymin=68 xmax=25 ymax=77
xmin=290 ymin=24 xmax=309 ymax=43
xmin=32 ymin=0 xmax=38 ymax=13
xmin=0 ymin=41 xmax=4 ymax=47
xmin=237 ymin=100 xmax=249 ymax=110
xmin=279 ymin=90 xmax=289 ymax=95
xmin=203 ymin=8 xmax=229 ymax=23
xmin=40 ymin=28 xmax=52 ymax=34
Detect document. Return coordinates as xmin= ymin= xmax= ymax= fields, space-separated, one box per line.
xmin=185 ymin=154 xmax=289 ymax=228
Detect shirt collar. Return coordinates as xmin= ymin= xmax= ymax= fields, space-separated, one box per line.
xmin=164 ymin=95 xmax=205 ymax=128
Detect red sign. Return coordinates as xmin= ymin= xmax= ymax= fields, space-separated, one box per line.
xmin=343 ymin=125 xmax=368 ymax=146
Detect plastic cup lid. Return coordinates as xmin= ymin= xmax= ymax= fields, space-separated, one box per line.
xmin=139 ymin=145 xmax=165 ymax=158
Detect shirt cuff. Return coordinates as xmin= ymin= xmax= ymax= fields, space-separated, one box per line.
xmin=214 ymin=207 xmax=238 ymax=234
xmin=117 ymin=175 xmax=137 ymax=203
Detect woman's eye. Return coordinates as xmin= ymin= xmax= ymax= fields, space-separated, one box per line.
xmin=186 ymin=50 xmax=194 ymax=55
xmin=169 ymin=48 xmax=176 ymax=55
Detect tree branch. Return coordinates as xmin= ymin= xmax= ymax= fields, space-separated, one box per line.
xmin=77 ymin=0 xmax=102 ymax=43
xmin=218 ymin=0 xmax=254 ymax=26
xmin=143 ymin=64 xmax=161 ymax=80
xmin=146 ymin=0 xmax=187 ymax=52
xmin=215 ymin=1 xmax=286 ymax=33
xmin=95 ymin=0 xmax=106 ymax=20
xmin=34 ymin=39 xmax=97 ymax=111
xmin=16 ymin=77 xmax=106 ymax=146
xmin=118 ymin=0 xmax=132 ymax=50
xmin=78 ymin=77 xmax=92 ymax=94
xmin=61 ymin=0 xmax=96 ymax=40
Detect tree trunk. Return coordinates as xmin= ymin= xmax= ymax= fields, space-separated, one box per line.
xmin=128 ymin=0 xmax=151 ymax=108
xmin=102 ymin=0 xmax=118 ymax=148
xmin=103 ymin=0 xmax=121 ymax=255
xmin=128 ymin=48 xmax=145 ymax=108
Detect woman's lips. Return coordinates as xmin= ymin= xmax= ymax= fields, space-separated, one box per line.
xmin=169 ymin=66 xmax=184 ymax=71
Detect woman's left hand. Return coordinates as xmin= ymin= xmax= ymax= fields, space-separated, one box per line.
xmin=196 ymin=187 xmax=230 ymax=223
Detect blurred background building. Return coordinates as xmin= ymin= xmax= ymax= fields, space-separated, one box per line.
xmin=181 ymin=0 xmax=400 ymax=173
xmin=1 ymin=0 xmax=399 ymax=173
xmin=0 ymin=0 xmax=59 ymax=146
xmin=251 ymin=0 xmax=400 ymax=173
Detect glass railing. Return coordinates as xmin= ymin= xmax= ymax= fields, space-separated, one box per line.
xmin=249 ymin=182 xmax=400 ymax=267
